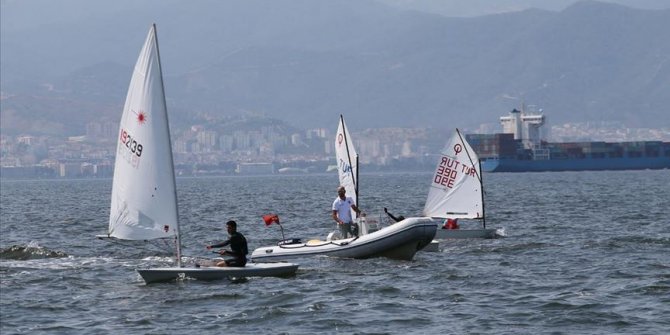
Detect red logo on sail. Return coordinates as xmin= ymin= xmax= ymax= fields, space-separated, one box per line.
xmin=134 ymin=109 xmax=147 ymax=125
xmin=453 ymin=143 xmax=462 ymax=155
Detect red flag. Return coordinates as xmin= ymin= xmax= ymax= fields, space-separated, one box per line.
xmin=262 ymin=214 xmax=280 ymax=226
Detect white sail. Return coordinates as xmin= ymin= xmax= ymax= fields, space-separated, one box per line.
xmin=108 ymin=25 xmax=179 ymax=241
xmin=423 ymin=129 xmax=483 ymax=219
xmin=334 ymin=115 xmax=358 ymax=208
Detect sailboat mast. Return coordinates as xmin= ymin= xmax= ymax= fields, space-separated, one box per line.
xmin=355 ymin=153 xmax=359 ymax=211
xmin=456 ymin=128 xmax=486 ymax=227
xmin=456 ymin=128 xmax=481 ymax=185
xmin=340 ymin=115 xmax=358 ymax=200
xmin=479 ymin=158 xmax=486 ymax=228
xmin=153 ymin=23 xmax=182 ymax=267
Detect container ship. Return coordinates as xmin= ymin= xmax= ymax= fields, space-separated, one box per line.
xmin=466 ymin=107 xmax=670 ymax=172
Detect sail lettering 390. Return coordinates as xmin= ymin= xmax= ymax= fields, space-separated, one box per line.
xmin=434 ymin=166 xmax=457 ymax=188
xmin=433 ymin=156 xmax=462 ymax=188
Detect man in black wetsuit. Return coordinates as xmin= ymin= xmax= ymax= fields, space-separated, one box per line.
xmin=206 ymin=220 xmax=248 ymax=267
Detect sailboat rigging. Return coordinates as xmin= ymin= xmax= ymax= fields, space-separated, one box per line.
xmin=100 ymin=24 xmax=297 ymax=283
xmin=424 ymin=128 xmax=500 ymax=239
xmin=335 ymin=114 xmax=359 ymax=215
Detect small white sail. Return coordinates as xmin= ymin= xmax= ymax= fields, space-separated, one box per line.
xmin=334 ymin=115 xmax=358 ymax=208
xmin=108 ymin=25 xmax=179 ymax=241
xmin=423 ymin=129 xmax=483 ymax=219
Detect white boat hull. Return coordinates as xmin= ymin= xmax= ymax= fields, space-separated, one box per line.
xmin=137 ymin=262 xmax=299 ymax=284
xmin=251 ymin=217 xmax=437 ymax=262
xmin=434 ymin=228 xmax=498 ymax=239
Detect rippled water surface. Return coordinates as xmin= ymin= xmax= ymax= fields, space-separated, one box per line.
xmin=1 ymin=171 xmax=669 ymax=334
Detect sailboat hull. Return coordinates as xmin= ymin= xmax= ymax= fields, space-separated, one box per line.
xmin=434 ymin=228 xmax=498 ymax=239
xmin=137 ymin=262 xmax=299 ymax=284
xmin=251 ymin=217 xmax=437 ymax=262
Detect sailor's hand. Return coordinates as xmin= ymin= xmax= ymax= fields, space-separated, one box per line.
xmin=206 ymin=245 xmax=212 ymax=250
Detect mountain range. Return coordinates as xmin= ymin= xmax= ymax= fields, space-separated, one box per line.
xmin=1 ymin=0 xmax=669 ymax=137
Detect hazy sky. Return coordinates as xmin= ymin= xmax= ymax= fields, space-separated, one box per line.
xmin=2 ymin=0 xmax=668 ymax=131
xmin=3 ymin=0 xmax=670 ymax=33
xmin=3 ymin=0 xmax=670 ymax=29
xmin=376 ymin=0 xmax=670 ymax=17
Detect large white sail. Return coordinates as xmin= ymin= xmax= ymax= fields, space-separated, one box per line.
xmin=335 ymin=115 xmax=358 ymax=207
xmin=108 ymin=25 xmax=179 ymax=241
xmin=423 ymin=129 xmax=483 ymax=219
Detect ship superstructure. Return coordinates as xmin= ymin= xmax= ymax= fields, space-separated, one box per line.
xmin=467 ymin=107 xmax=670 ymax=172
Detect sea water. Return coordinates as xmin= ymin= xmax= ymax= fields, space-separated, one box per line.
xmin=1 ymin=171 xmax=669 ymax=334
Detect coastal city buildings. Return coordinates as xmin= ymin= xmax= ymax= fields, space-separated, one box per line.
xmin=1 ymin=116 xmax=669 ymax=179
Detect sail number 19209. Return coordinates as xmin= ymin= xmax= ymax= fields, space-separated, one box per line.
xmin=120 ymin=129 xmax=143 ymax=157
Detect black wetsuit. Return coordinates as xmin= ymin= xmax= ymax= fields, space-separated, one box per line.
xmin=211 ymin=232 xmax=248 ymax=267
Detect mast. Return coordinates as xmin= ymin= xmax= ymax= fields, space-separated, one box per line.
xmin=355 ymin=153 xmax=359 ymax=212
xmin=153 ymin=23 xmax=182 ymax=267
xmin=456 ymin=128 xmax=482 ymax=185
xmin=456 ymin=128 xmax=485 ymax=227
xmin=479 ymin=159 xmax=486 ymax=228
xmin=340 ymin=115 xmax=358 ymax=200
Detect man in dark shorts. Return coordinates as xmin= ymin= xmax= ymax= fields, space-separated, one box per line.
xmin=206 ymin=220 xmax=248 ymax=267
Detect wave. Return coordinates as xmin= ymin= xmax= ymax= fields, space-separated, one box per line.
xmin=0 ymin=243 xmax=68 ymax=260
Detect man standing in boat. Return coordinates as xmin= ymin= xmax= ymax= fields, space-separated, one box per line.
xmin=206 ymin=220 xmax=248 ymax=267
xmin=332 ymin=186 xmax=362 ymax=238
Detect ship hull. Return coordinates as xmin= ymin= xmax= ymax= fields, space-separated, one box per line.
xmin=471 ymin=107 xmax=670 ymax=173
xmin=482 ymin=156 xmax=670 ymax=172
